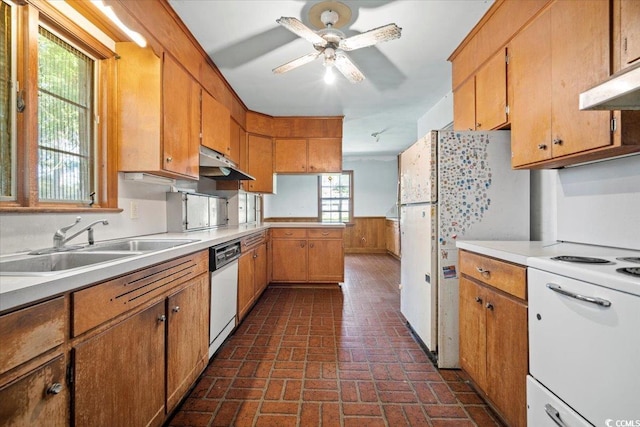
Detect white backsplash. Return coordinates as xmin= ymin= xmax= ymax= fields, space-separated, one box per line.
xmin=556 ymin=155 xmax=640 ymax=250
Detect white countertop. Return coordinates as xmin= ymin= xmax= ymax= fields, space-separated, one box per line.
xmin=0 ymin=221 xmax=344 ymax=312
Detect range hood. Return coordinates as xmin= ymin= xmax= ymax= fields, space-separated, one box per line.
xmin=579 ymin=61 xmax=640 ymax=110
xmin=199 ymin=145 xmax=255 ymax=181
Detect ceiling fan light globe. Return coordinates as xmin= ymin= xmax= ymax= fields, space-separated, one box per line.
xmin=320 ymin=9 xmax=340 ymax=27
xmin=324 ymin=66 xmax=336 ymax=84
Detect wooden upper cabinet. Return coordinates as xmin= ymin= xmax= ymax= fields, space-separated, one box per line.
xmin=275 ymin=139 xmax=307 ymax=173
xmin=475 ymin=48 xmax=508 ymax=131
xmin=510 ymin=10 xmax=553 ymax=166
xmin=201 ymin=89 xmax=232 ymax=158
xmin=453 ymin=48 xmax=507 ymax=131
xmin=511 ymin=0 xmax=615 ymax=168
xmin=229 ymin=119 xmax=242 ymax=165
xmin=620 ymin=0 xmax=640 ymax=68
xmin=308 ymin=138 xmax=342 ymax=173
xmin=453 ymin=77 xmax=476 ymax=131
xmin=246 ymin=134 xmax=274 ymax=193
xmin=163 ymin=54 xmax=200 ymax=178
xmin=116 ymin=43 xmax=199 ymax=179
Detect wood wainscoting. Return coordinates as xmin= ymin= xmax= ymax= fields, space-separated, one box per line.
xmin=344 ymin=217 xmax=387 ymax=254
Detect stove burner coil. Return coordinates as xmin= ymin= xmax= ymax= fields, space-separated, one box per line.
xmin=616 ymin=257 xmax=640 ymax=264
xmin=551 ymin=255 xmax=610 ymax=264
xmin=617 ymin=267 xmax=640 ymax=278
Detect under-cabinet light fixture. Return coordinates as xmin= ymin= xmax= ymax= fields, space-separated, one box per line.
xmin=90 ymin=0 xmax=147 ymax=48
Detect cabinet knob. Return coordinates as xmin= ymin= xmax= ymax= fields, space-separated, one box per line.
xmin=537 ymin=144 xmax=547 ymax=150
xmin=300 ymin=241 xmax=306 ymax=248
xmin=485 ymin=302 xmax=494 ymax=311
xmin=475 ymin=267 xmax=490 ymax=277
xmin=476 ymin=122 xmax=482 ymax=128
xmin=475 ymin=296 xmax=483 ymax=304
xmin=172 ymin=306 xmax=180 ymax=313
xmin=158 ymin=314 xmax=167 ymax=322
xmin=47 ymin=383 xmax=63 ymax=395
xmin=166 ymin=156 xmax=173 ymax=163
xmin=553 ymin=138 xmax=563 ymax=145
xmin=310 ymin=243 xmax=314 ymax=248
xmin=253 ymin=253 xmax=257 ymax=259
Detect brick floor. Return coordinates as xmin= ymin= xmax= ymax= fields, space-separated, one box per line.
xmin=167 ymin=254 xmax=504 ymax=427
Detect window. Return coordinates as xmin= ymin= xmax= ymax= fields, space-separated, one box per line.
xmin=318 ymin=171 xmax=353 ymax=223
xmin=0 ymin=0 xmax=115 ymax=210
xmin=38 ymin=26 xmax=95 ymax=203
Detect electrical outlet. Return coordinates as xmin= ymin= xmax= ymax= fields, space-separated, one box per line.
xmin=130 ymin=201 xmax=139 ymax=219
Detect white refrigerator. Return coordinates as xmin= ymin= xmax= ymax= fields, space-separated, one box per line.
xmin=399 ymin=130 xmax=529 ymax=368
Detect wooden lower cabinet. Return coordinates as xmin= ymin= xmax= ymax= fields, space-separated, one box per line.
xmin=385 ymin=219 xmax=400 ymax=258
xmin=238 ymin=233 xmax=269 ymax=321
xmin=166 ymin=275 xmax=209 ymax=412
xmin=271 ymin=228 xmax=344 ymax=283
xmin=459 ymin=251 xmax=528 ymax=427
xmin=0 ymin=355 xmax=69 ymax=426
xmin=74 ymin=301 xmax=166 ymax=427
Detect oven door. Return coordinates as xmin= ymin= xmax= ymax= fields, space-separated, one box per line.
xmin=528 ymin=268 xmax=640 ymax=425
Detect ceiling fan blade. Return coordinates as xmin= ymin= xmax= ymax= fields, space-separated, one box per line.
xmin=335 ymin=52 xmax=365 ymax=83
xmin=276 ymin=17 xmax=327 ymax=46
xmin=339 ymin=23 xmax=402 ymax=51
xmin=273 ymin=51 xmax=322 ymax=74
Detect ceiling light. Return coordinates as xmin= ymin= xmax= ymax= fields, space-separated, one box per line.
xmin=324 ymin=65 xmax=336 ymax=84
xmin=91 ymin=0 xmax=147 ymax=48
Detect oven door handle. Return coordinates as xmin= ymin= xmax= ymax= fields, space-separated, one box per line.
xmin=544 ymin=404 xmax=567 ymax=427
xmin=546 ymin=283 xmax=612 ymax=308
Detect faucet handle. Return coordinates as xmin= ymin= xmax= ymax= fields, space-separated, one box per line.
xmin=59 ymin=217 xmax=82 ymax=234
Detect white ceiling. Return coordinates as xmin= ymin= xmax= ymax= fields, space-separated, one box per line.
xmin=168 ymin=0 xmax=492 ymax=157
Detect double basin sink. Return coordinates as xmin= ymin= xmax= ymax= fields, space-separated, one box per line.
xmin=0 ymin=239 xmax=199 ymax=276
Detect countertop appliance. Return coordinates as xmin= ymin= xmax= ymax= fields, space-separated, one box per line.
xmin=526 ymin=243 xmax=640 ymax=426
xmin=208 ymin=239 xmax=241 ymax=357
xmin=166 ymin=191 xmax=227 ymax=232
xmin=399 ymin=130 xmax=529 ymax=368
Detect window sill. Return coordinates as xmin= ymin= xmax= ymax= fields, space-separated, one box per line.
xmin=0 ymin=207 xmax=123 ymax=214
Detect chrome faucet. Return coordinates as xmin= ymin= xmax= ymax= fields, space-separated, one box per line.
xmin=53 ymin=217 xmax=109 ymax=249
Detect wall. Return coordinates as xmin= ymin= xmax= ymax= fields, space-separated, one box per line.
xmin=0 ymin=175 xmax=170 ymax=255
xmin=417 ymin=92 xmax=454 ymax=136
xmin=263 ymin=157 xmax=399 ymax=220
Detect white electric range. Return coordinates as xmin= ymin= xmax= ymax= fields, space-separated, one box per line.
xmin=526 ymin=242 xmax=640 ymax=427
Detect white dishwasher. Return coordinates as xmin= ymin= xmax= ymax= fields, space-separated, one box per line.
xmin=208 ymin=240 xmax=241 ymax=358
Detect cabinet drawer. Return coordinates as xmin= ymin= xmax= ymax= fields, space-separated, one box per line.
xmin=0 ymin=297 xmax=65 ymax=375
xmin=271 ymin=228 xmax=307 ymax=238
xmin=72 ymin=251 xmax=208 ymax=336
xmin=460 ymin=250 xmax=526 ymax=299
xmin=241 ymin=231 xmax=266 ymax=251
xmin=308 ymin=228 xmax=343 ymax=239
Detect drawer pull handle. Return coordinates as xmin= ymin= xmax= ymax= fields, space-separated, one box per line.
xmin=546 ymin=283 xmax=611 ymax=307
xmin=475 ymin=296 xmax=483 ymax=304
xmin=285 ymin=232 xmax=293 ymax=236
xmin=544 ymin=403 xmax=567 ymax=427
xmin=47 ymin=383 xmax=63 ymax=395
xmin=475 ymin=267 xmax=490 ymax=276
xmin=322 ymin=232 xmax=329 ymax=236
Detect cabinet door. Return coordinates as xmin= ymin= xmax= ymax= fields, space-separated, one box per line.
xmin=485 ymin=288 xmax=528 ymax=427
xmin=163 ymin=54 xmax=199 ymax=178
xmin=202 ymin=90 xmax=231 ymax=157
xmin=271 ymin=239 xmax=307 ymax=282
xmin=510 ymin=9 xmax=552 ymax=166
xmin=247 ymin=134 xmax=274 ymax=193
xmin=275 ymin=139 xmax=307 ymax=173
xmin=166 ymin=275 xmax=209 ymax=412
xmin=308 ymin=138 xmax=342 ymax=173
xmin=475 ymin=48 xmax=508 ymax=131
xmin=74 ymin=302 xmax=165 ymax=427
xmin=229 ymin=119 xmax=241 ymax=164
xmin=308 ymin=239 xmax=344 ymax=282
xmin=238 ymin=251 xmax=255 ymax=320
xmin=458 ymin=277 xmax=487 ymax=391
xmin=550 ymin=0 xmax=611 ymax=158
xmin=621 ymin=0 xmax=640 ymax=67
xmin=0 ymin=355 xmax=68 ymax=426
xmin=254 ymin=243 xmax=268 ymax=296
xmin=453 ymin=77 xmax=476 ymax=131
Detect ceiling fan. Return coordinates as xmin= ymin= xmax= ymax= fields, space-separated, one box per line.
xmin=272 ymin=1 xmax=402 ymax=83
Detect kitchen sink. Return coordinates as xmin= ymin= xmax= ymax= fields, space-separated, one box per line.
xmin=82 ymin=238 xmax=198 ymax=252
xmin=0 ymin=251 xmax=137 ymax=276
